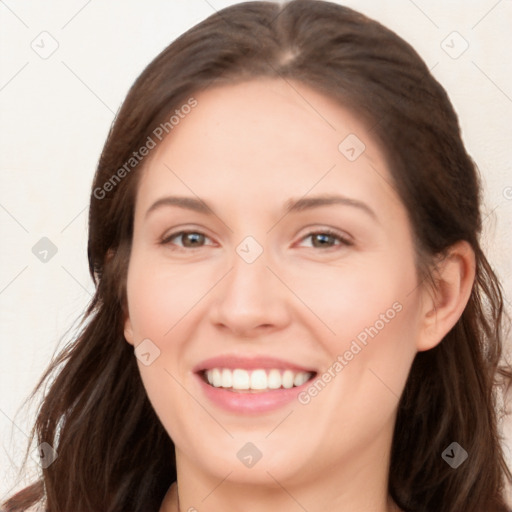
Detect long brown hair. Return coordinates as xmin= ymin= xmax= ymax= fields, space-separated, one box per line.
xmin=3 ymin=1 xmax=511 ymax=511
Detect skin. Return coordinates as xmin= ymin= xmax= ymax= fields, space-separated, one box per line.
xmin=123 ymin=78 xmax=475 ymax=512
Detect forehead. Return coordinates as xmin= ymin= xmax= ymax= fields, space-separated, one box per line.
xmin=135 ymin=78 xmax=399 ymax=218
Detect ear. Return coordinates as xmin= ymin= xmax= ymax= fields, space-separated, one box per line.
xmin=104 ymin=247 xmax=135 ymax=347
xmin=124 ymin=314 xmax=135 ymax=346
xmin=416 ymin=240 xmax=476 ymax=352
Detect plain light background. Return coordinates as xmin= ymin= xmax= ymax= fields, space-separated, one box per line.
xmin=1 ymin=0 xmax=511 ymax=503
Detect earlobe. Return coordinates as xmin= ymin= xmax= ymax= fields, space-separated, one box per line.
xmin=417 ymin=240 xmax=476 ymax=352
xmin=124 ymin=316 xmax=135 ymax=346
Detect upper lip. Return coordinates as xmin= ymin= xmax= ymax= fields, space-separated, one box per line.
xmin=193 ymin=355 xmax=317 ymax=374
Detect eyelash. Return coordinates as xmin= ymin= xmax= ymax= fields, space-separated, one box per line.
xmin=159 ymin=228 xmax=353 ymax=252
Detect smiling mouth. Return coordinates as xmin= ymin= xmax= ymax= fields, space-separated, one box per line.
xmin=199 ymin=368 xmax=317 ymax=392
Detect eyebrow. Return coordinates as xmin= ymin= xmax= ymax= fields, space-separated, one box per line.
xmin=144 ymin=194 xmax=378 ymax=221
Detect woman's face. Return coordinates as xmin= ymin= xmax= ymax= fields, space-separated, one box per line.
xmin=123 ymin=78 xmax=429 ymax=486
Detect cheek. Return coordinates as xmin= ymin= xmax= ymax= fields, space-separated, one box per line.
xmin=125 ymin=254 xmax=212 ymax=341
xmin=298 ymin=248 xmax=420 ymax=403
xmin=125 ymin=256 xmax=203 ymax=439
xmin=292 ymin=252 xmax=417 ymax=346
xmin=304 ymin=253 xmax=419 ymax=394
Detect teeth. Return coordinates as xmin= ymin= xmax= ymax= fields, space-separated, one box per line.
xmin=250 ymin=369 xmax=267 ymax=390
xmin=212 ymin=368 xmax=222 ymax=387
xmin=204 ymin=368 xmax=313 ymax=391
xmin=294 ymin=372 xmax=309 ymax=386
xmin=267 ymin=369 xmax=282 ymax=389
xmin=282 ymin=370 xmax=294 ymax=389
xmin=221 ymin=368 xmax=232 ymax=388
xmin=232 ymin=369 xmax=250 ymax=390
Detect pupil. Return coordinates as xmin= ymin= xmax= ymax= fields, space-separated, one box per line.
xmin=185 ymin=233 xmax=203 ymax=246
xmin=314 ymin=234 xmax=332 ymax=247
xmin=181 ymin=233 xmax=334 ymax=248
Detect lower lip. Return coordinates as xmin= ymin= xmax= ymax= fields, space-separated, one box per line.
xmin=194 ymin=372 xmax=315 ymax=414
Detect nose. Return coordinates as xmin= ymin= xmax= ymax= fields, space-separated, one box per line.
xmin=207 ymin=246 xmax=291 ymax=339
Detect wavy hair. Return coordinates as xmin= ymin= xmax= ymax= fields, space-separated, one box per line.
xmin=2 ymin=1 xmax=511 ymax=511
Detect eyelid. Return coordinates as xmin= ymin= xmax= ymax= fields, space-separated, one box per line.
xmin=295 ymin=228 xmax=353 ymax=248
xmin=160 ymin=229 xmax=216 ymax=248
xmin=160 ymin=226 xmax=354 ymax=251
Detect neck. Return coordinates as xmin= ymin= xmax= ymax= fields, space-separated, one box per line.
xmin=159 ymin=437 xmax=402 ymax=512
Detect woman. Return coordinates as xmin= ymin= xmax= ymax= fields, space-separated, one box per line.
xmin=2 ymin=1 xmax=511 ymax=511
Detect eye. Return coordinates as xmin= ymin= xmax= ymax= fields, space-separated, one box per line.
xmin=160 ymin=230 xmax=214 ymax=250
xmin=298 ymin=229 xmax=353 ymax=250
xmin=160 ymin=228 xmax=353 ymax=252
